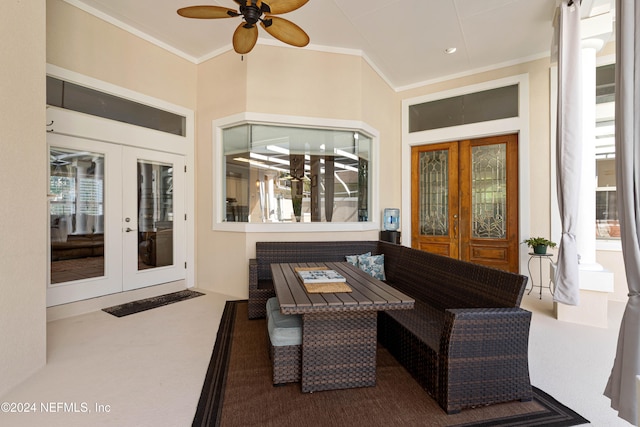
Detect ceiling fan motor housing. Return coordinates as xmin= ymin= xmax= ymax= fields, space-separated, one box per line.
xmin=240 ymin=1 xmax=271 ymax=26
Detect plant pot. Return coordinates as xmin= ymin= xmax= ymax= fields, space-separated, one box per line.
xmin=533 ymin=244 xmax=548 ymax=255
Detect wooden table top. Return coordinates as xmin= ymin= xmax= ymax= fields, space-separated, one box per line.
xmin=271 ymin=261 xmax=415 ymax=315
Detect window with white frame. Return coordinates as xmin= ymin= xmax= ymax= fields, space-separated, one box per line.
xmin=222 ymin=123 xmax=373 ymax=224
xmin=595 ymin=63 xmax=618 ymax=240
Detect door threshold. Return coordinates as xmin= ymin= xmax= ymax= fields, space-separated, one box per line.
xmin=46 ymin=281 xmax=187 ymax=322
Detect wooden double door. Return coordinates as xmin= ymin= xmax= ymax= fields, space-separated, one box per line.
xmin=411 ymin=134 xmax=519 ymax=273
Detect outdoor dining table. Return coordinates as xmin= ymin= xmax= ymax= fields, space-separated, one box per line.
xmin=271 ymin=261 xmax=415 ymax=393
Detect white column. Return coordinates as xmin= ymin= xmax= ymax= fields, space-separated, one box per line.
xmin=576 ymin=38 xmax=603 ymax=269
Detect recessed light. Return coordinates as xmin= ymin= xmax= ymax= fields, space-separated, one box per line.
xmin=445 ymin=47 xmax=457 ymax=54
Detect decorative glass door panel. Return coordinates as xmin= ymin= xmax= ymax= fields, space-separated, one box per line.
xmin=412 ymin=134 xmax=519 ymax=273
xmin=471 ymin=144 xmax=507 ymax=239
xmin=411 ymin=142 xmax=459 ymax=258
xmin=418 ymin=150 xmax=449 ymax=236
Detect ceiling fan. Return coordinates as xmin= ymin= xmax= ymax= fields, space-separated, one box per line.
xmin=177 ymin=0 xmax=310 ymax=54
xmin=50 ymin=151 xmax=91 ymax=167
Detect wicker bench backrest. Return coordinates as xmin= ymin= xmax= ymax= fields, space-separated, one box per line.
xmin=254 ymin=240 xmax=527 ymax=309
xmin=389 ymin=246 xmax=527 ymax=310
xmin=376 ymin=241 xmax=404 ymax=283
xmin=255 ymin=241 xmax=380 ymax=281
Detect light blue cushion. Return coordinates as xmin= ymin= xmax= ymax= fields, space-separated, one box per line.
xmin=345 ymin=251 xmax=371 ymax=267
xmin=267 ymin=310 xmax=302 ymax=347
xmin=358 ymin=253 xmax=386 ymax=280
xmin=266 ymin=297 xmax=280 ymax=320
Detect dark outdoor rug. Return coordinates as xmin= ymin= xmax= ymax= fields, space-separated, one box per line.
xmin=102 ymin=290 xmax=204 ymax=317
xmin=194 ymin=300 xmax=589 ymax=427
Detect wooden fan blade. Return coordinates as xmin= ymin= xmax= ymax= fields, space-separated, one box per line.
xmin=233 ymin=23 xmax=258 ymax=54
xmin=177 ymin=6 xmax=236 ymax=19
xmin=261 ymin=16 xmax=309 ymax=47
xmin=264 ymin=0 xmax=308 ymax=15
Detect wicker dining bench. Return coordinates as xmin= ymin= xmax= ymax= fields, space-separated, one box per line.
xmin=248 ymin=240 xmax=532 ymax=414
xmin=266 ymin=297 xmax=302 ymax=385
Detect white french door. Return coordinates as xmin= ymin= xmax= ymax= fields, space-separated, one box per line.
xmin=122 ymin=147 xmax=185 ymax=291
xmin=47 ymin=134 xmax=186 ymax=306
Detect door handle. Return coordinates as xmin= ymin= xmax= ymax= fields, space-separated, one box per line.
xmin=453 ymin=214 xmax=459 ymax=239
xmin=125 ymin=227 xmax=137 ymax=233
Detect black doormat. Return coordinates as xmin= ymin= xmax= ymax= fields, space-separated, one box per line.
xmin=194 ymin=300 xmax=590 ymax=427
xmin=102 ymin=290 xmax=204 ymax=317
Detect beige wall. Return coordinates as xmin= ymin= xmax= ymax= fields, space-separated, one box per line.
xmin=0 ymin=1 xmax=47 ymax=397
xmin=195 ymin=51 xmax=249 ymax=297
xmin=362 ymin=62 xmax=403 ymax=211
xmin=245 ymin=47 xmax=363 ymax=118
xmin=46 ymin=0 xmax=197 ymax=109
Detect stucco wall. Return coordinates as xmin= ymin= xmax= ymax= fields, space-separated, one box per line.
xmin=0 ymin=1 xmax=47 ymax=397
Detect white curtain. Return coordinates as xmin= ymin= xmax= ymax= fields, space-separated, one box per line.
xmin=604 ymin=0 xmax=640 ymax=424
xmin=554 ymin=0 xmax=582 ymax=305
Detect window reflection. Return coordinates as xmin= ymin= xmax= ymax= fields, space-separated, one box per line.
xmin=50 ymin=148 xmax=105 ymax=284
xmin=137 ymin=161 xmax=173 ymax=269
xmin=223 ymin=124 xmax=372 ymax=223
xmin=595 ymin=64 xmax=618 ymax=241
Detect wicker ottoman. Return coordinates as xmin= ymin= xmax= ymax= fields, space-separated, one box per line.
xmin=267 ymin=303 xmax=302 ymax=385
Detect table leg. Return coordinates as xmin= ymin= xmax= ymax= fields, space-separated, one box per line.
xmin=538 ymin=254 xmax=543 ymax=299
xmin=527 ymin=256 xmax=538 ymax=298
xmin=301 ymin=310 xmax=377 ymax=393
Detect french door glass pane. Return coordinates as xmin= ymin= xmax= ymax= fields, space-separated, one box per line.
xmin=471 ymin=144 xmax=507 ymax=238
xmin=419 ymin=150 xmax=449 ymax=236
xmin=137 ymin=160 xmax=173 ymax=270
xmin=50 ymin=148 xmax=105 ymax=283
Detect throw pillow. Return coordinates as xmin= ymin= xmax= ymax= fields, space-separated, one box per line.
xmin=357 ymin=253 xmax=386 ymax=280
xmin=345 ymin=252 xmax=371 ymax=267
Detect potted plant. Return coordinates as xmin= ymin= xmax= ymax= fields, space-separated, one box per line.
xmin=522 ymin=237 xmax=557 ymax=255
xmin=292 ymin=195 xmax=303 ymax=222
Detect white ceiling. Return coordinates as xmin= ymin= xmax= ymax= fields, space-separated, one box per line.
xmin=68 ymin=0 xmax=613 ymax=90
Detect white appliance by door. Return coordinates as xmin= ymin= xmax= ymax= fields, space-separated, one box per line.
xmin=48 ymin=134 xmax=186 ymax=306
